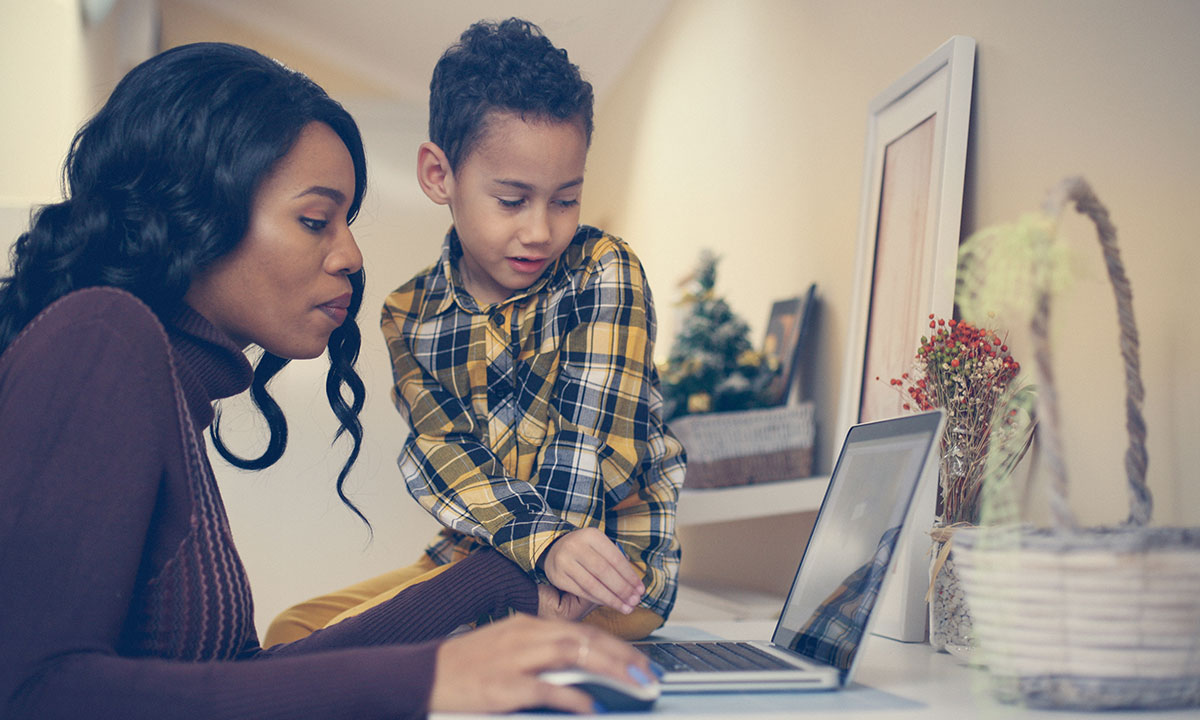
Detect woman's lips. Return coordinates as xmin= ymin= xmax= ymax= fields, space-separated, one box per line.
xmin=318 ymin=294 xmax=351 ymax=325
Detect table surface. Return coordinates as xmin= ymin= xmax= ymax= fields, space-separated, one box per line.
xmin=433 ymin=619 xmax=1200 ymax=719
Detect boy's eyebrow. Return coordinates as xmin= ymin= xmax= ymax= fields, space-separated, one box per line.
xmin=295 ymin=186 xmax=347 ymax=203
xmin=493 ymin=177 xmax=584 ymax=192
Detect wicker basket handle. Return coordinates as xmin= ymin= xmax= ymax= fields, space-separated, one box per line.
xmin=1035 ymin=177 xmax=1151 ymax=529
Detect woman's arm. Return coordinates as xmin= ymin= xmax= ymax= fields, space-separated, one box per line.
xmin=0 ymin=295 xmax=436 ymax=719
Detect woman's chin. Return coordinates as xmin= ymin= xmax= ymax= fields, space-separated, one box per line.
xmin=259 ymin=337 xmax=330 ymax=361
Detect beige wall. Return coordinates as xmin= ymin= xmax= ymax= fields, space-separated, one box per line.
xmin=1 ymin=2 xmax=89 ymax=208
xmin=583 ymin=0 xmax=1200 ymax=527
xmin=0 ymin=0 xmax=157 ymax=263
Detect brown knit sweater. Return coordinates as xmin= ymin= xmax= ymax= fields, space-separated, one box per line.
xmin=0 ymin=287 xmax=538 ymax=719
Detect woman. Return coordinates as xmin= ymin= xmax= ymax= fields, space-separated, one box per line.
xmin=0 ymin=42 xmax=650 ymax=719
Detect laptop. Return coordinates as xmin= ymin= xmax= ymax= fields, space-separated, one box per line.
xmin=639 ymin=409 xmax=945 ymax=692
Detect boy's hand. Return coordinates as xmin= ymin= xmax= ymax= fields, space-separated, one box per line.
xmin=537 ymin=583 xmax=598 ymax=622
xmin=541 ymin=528 xmax=646 ymax=614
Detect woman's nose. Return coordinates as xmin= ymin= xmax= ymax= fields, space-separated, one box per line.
xmin=329 ymin=225 xmax=363 ymax=275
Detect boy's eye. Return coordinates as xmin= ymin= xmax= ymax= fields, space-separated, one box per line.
xmin=300 ymin=217 xmax=328 ymax=231
xmin=556 ymin=198 xmax=580 ymax=209
xmin=498 ymin=197 xmax=526 ymax=209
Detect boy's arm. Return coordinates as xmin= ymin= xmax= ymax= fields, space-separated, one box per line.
xmin=537 ymin=237 xmax=686 ymax=619
xmin=382 ymin=319 xmax=573 ymax=572
xmin=383 ymin=294 xmax=644 ymax=614
xmin=382 ymin=279 xmax=607 ymax=588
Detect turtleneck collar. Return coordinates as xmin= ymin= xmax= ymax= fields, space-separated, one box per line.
xmin=164 ymin=303 xmax=254 ymax=429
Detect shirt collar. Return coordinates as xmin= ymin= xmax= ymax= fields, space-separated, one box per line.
xmin=419 ymin=226 xmax=568 ymax=321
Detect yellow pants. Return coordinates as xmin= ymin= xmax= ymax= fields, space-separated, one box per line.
xmin=262 ymin=555 xmax=664 ymax=647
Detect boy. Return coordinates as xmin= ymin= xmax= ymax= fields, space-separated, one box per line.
xmin=266 ymin=17 xmax=684 ymax=644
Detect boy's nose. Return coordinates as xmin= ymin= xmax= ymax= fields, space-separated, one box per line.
xmin=521 ymin=206 xmax=552 ymax=247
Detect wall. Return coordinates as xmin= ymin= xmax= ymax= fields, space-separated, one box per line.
xmin=1 ymin=2 xmax=88 ymax=210
xmin=1 ymin=0 xmax=157 ymax=263
xmin=584 ymin=0 xmax=1200 ymax=530
xmin=0 ymin=0 xmax=158 ymax=198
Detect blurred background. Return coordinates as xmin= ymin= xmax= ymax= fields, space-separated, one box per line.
xmin=3 ymin=0 xmax=1198 ymax=634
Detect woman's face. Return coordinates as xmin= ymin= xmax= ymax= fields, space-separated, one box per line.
xmin=185 ymin=121 xmax=362 ymax=359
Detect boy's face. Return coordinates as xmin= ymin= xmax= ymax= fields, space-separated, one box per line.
xmin=438 ymin=111 xmax=587 ymax=306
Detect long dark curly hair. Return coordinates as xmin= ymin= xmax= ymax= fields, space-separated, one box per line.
xmin=429 ymin=17 xmax=594 ymax=171
xmin=0 ymin=42 xmax=370 ymax=524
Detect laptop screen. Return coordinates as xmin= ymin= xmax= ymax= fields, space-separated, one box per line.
xmin=770 ymin=411 xmax=942 ymax=679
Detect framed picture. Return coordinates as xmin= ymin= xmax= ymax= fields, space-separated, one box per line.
xmin=836 ymin=35 xmax=976 ymax=435
xmin=761 ymin=283 xmax=818 ymax=406
xmin=835 ymin=36 xmax=976 ymax=645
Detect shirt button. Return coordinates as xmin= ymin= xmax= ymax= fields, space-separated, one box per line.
xmin=490 ymin=311 xmax=505 ymax=327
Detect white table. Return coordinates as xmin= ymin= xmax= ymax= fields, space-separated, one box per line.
xmin=434 ymin=619 xmax=1199 ymax=719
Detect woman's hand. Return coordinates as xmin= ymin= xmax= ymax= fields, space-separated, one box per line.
xmin=537 ymin=583 xmax=598 ymax=622
xmin=540 ymin=527 xmax=645 ymax=614
xmin=429 ymin=614 xmax=655 ymax=714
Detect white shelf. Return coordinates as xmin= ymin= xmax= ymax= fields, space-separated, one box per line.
xmin=676 ymin=475 xmax=830 ymax=526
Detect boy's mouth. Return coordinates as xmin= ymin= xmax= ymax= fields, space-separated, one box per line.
xmin=507 ymin=256 xmax=548 ymax=274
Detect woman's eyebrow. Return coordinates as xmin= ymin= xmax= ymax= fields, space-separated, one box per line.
xmin=295 ymin=186 xmax=347 ymax=203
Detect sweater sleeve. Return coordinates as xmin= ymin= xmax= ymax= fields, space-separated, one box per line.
xmin=261 ymin=548 xmax=539 ymax=655
xmin=0 ymin=292 xmax=536 ymax=720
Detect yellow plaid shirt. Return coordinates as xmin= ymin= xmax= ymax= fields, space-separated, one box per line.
xmin=381 ymin=226 xmax=686 ymax=617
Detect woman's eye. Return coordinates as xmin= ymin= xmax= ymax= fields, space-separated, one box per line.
xmin=300 ymin=217 xmax=328 ymax=231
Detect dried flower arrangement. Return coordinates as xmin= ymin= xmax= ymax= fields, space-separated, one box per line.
xmin=887 ymin=315 xmax=1033 ymax=525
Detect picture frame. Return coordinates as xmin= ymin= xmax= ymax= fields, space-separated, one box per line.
xmin=834 ymin=36 xmax=976 ymax=644
xmin=761 ymin=290 xmax=808 ymax=406
xmin=785 ymin=283 xmax=818 ymax=406
xmin=835 ymin=35 xmax=976 ymax=435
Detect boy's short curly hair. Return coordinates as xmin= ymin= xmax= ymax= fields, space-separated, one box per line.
xmin=429 ymin=17 xmax=594 ymax=170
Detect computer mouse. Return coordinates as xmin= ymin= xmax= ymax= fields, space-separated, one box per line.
xmin=537 ymin=668 xmax=660 ymax=712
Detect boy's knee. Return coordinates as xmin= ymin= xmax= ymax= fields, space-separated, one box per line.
xmin=582 ymin=606 xmax=665 ymax=641
xmin=263 ymin=604 xmax=328 ymax=648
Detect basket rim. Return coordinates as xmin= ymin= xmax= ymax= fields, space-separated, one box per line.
xmin=954 ymin=524 xmax=1200 ymax=552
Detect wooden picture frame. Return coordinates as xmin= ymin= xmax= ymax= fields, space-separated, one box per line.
xmin=835 ymin=37 xmax=975 ymax=644
xmin=836 ymin=35 xmax=976 ymax=436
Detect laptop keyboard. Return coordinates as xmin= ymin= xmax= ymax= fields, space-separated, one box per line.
xmin=638 ymin=642 xmax=800 ymax=673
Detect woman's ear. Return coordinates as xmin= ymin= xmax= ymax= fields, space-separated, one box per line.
xmin=417 ymin=142 xmax=453 ymax=205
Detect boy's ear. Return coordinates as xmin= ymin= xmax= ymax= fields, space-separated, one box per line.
xmin=416 ymin=141 xmax=453 ymax=205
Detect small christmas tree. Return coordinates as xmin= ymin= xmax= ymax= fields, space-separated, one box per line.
xmin=661 ymin=251 xmax=776 ymax=419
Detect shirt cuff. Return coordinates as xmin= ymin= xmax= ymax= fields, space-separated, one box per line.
xmin=494 ymin=513 xmax=578 ymax=580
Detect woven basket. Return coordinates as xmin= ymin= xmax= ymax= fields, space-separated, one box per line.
xmin=952 ymin=177 xmax=1200 ymax=710
xmin=669 ymin=403 xmax=814 ymax=489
